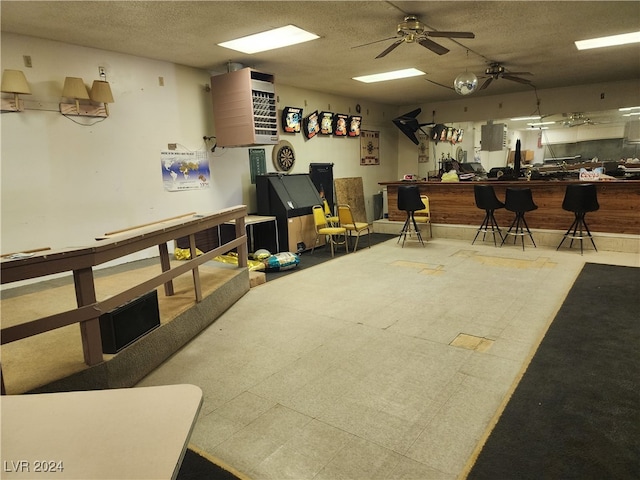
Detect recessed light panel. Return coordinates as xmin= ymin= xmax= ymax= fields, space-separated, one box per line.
xmin=218 ymin=25 xmax=319 ymax=54
xmin=353 ymin=68 xmax=426 ymax=83
xmin=575 ymin=31 xmax=640 ymax=50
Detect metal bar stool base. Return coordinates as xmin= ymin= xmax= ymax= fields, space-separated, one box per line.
xmin=557 ymin=213 xmax=597 ymax=255
xmin=472 ymin=210 xmax=504 ymax=246
xmin=397 ymin=212 xmax=425 ymax=247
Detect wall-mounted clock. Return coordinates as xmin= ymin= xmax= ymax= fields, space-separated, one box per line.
xmin=272 ymin=140 xmax=296 ymax=172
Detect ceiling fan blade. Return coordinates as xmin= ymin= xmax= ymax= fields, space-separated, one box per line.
xmin=417 ymin=37 xmax=449 ymax=55
xmin=427 ymin=31 xmax=475 ymax=39
xmin=479 ymin=77 xmax=493 ymax=90
xmin=507 ymin=71 xmax=533 ymax=75
xmin=375 ymin=39 xmax=404 ymax=58
xmin=502 ymin=74 xmax=532 ymax=85
xmin=352 ymin=36 xmax=400 ymax=49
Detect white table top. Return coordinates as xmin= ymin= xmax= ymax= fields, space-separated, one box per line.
xmin=1 ymin=384 xmax=203 ymax=479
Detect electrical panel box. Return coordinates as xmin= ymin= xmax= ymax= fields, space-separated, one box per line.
xmin=481 ymin=123 xmax=507 ymax=151
xmin=210 ymin=68 xmax=278 ymax=147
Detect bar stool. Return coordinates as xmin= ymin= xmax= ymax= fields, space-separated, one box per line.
xmin=472 ymin=185 xmax=505 ymax=246
xmin=501 ymin=187 xmax=538 ymax=250
xmin=557 ymin=183 xmax=599 ymax=255
xmin=397 ymin=185 xmax=425 ymax=247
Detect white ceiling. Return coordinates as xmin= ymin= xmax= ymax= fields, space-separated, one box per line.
xmin=2 ymin=1 xmax=639 ymax=115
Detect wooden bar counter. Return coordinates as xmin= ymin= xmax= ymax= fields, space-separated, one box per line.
xmin=380 ymin=180 xmax=640 ymax=235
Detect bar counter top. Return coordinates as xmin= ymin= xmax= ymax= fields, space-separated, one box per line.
xmin=380 ymin=179 xmax=640 ymax=235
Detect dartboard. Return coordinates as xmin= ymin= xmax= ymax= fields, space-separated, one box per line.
xmin=273 ymin=140 xmax=295 ymax=172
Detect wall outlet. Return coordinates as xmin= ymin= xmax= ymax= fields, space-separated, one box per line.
xmin=98 ymin=66 xmax=106 ymax=78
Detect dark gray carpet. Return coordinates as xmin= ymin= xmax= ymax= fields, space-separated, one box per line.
xmin=265 ymin=233 xmax=396 ymax=281
xmin=468 ymin=263 xmax=640 ymax=480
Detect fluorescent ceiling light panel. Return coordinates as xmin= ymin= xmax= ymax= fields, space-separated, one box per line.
xmin=510 ymin=116 xmax=541 ymax=121
xmin=353 ymin=68 xmax=426 ymax=83
xmin=527 ymin=121 xmax=556 ymax=126
xmin=575 ymin=31 xmax=640 ymax=50
xmin=623 ymin=112 xmax=640 ymax=117
xmin=218 ymin=25 xmax=319 ymax=54
xmin=619 ymin=106 xmax=640 ymax=111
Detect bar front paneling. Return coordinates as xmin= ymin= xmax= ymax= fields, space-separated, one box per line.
xmin=381 ymin=180 xmax=640 ymax=235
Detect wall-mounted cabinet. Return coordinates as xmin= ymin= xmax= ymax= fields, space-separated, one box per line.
xmin=210 ymin=68 xmax=278 ymax=147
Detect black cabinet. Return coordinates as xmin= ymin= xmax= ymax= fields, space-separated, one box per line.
xmin=256 ymin=174 xmax=324 ymax=252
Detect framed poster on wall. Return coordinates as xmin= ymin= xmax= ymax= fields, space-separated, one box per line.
xmin=281 ymin=106 xmax=303 ymax=133
xmin=319 ymin=111 xmax=333 ymax=135
xmin=348 ymin=115 xmax=362 ymax=137
xmin=333 ymin=114 xmax=349 ymax=137
xmin=303 ymin=110 xmax=319 ymax=139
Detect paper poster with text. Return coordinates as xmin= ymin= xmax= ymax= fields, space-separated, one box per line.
xmin=161 ymin=150 xmax=210 ymax=191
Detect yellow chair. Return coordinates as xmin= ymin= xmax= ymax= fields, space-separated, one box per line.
xmin=337 ymin=204 xmax=371 ymax=252
xmin=414 ymin=195 xmax=432 ymax=238
xmin=323 ymin=199 xmax=339 ymax=226
xmin=312 ymin=205 xmax=348 ymax=257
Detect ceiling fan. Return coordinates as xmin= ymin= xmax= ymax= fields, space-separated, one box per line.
xmin=354 ymin=15 xmax=475 ymax=58
xmin=479 ymin=62 xmax=533 ymax=90
xmin=562 ymin=113 xmax=597 ymax=127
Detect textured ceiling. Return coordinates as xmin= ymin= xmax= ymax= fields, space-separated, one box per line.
xmin=2 ymin=0 xmax=639 ymax=109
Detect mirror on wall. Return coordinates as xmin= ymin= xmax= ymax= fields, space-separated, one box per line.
xmin=421 ymin=109 xmax=640 ymax=180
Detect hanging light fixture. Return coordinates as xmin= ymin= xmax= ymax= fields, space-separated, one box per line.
xmin=453 ymin=50 xmax=478 ymax=96
xmin=1 ymin=69 xmax=32 ymax=112
xmin=454 ymin=71 xmax=478 ymax=95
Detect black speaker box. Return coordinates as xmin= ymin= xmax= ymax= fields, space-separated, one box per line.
xmin=99 ymin=290 xmax=161 ymax=354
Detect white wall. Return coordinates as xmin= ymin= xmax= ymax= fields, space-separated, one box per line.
xmin=0 ymin=33 xmax=398 ymax=263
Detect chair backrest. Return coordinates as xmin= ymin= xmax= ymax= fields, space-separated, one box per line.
xmin=474 ymin=184 xmax=504 ymax=210
xmin=562 ymin=184 xmax=599 ymax=213
xmin=415 ymin=195 xmax=430 ymax=217
xmin=505 ymin=188 xmax=537 ymax=212
xmin=337 ymin=204 xmax=355 ymax=225
xmin=312 ymin=205 xmax=328 ymax=230
xmin=323 ymin=199 xmax=333 ymax=216
xmin=397 ymin=185 xmax=425 ymax=212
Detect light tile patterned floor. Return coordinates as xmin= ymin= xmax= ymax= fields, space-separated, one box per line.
xmin=137 ymin=237 xmax=638 ymax=479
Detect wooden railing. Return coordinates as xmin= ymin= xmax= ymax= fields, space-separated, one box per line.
xmin=0 ymin=206 xmax=249 ymax=394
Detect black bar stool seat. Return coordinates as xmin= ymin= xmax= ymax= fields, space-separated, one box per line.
xmin=472 ymin=185 xmax=505 ymax=246
xmin=557 ymin=183 xmax=599 ymax=255
xmin=501 ymin=187 xmax=538 ymax=250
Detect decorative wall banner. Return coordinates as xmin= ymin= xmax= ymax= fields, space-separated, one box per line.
xmin=360 ymin=130 xmax=380 ymax=166
xmin=319 ymin=111 xmax=334 ymax=135
xmin=161 ymin=150 xmax=210 ymax=191
xmin=281 ymin=106 xmax=303 ymax=133
xmin=418 ymin=133 xmax=429 ymax=163
xmin=303 ymin=110 xmax=319 ymax=139
xmin=348 ymin=115 xmax=362 ymax=137
xmin=333 ymin=113 xmax=349 ymax=137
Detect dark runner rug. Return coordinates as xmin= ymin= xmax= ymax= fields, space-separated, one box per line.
xmin=467 ymin=263 xmax=640 ymax=480
xmin=265 ymin=233 xmax=396 ymax=281
xmin=177 ymin=447 xmax=245 ymax=480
